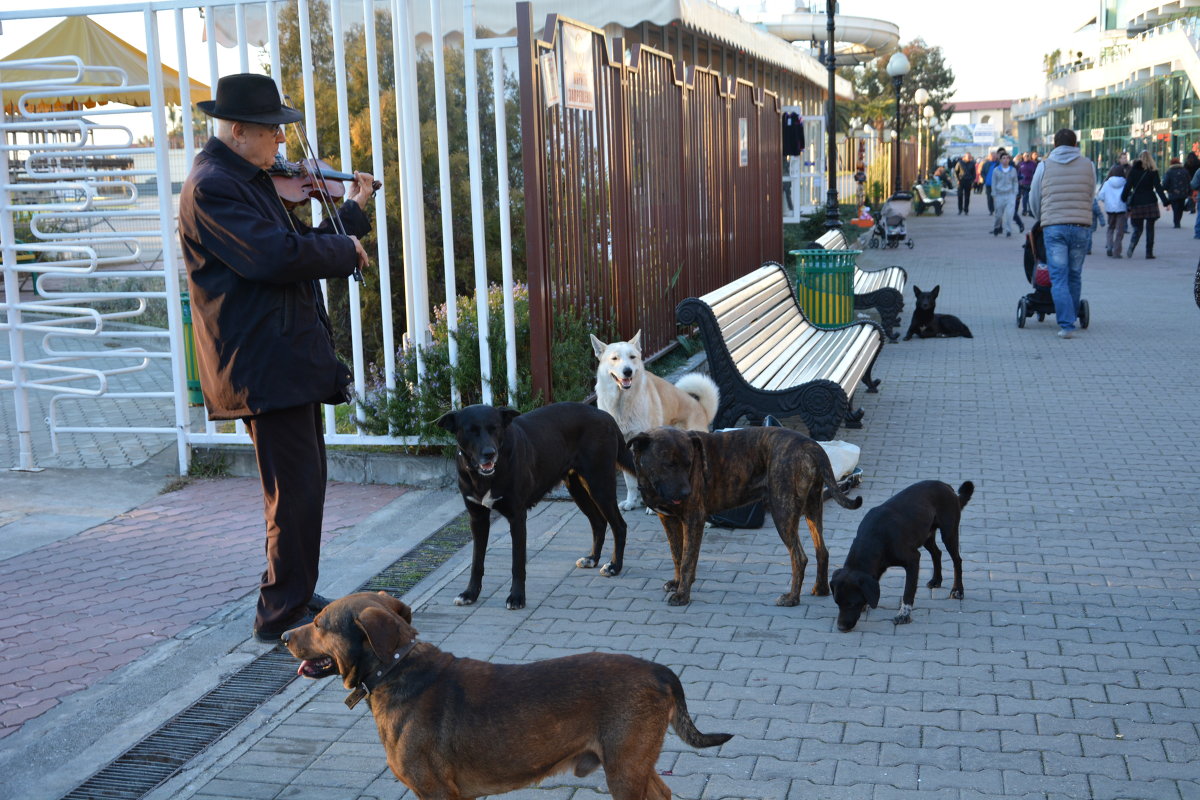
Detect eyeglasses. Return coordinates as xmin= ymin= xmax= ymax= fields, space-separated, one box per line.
xmin=252 ymin=123 xmax=283 ymax=136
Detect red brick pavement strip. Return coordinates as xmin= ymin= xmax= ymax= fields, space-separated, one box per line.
xmin=0 ymin=478 xmax=406 ymax=740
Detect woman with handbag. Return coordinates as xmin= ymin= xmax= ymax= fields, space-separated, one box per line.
xmin=1120 ymin=150 xmax=1169 ymax=259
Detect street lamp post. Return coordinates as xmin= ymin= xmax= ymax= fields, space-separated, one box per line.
xmin=922 ymin=104 xmax=934 ymax=180
xmin=823 ymin=0 xmax=841 ymax=231
xmin=913 ymin=87 xmax=929 ymax=181
xmin=885 ymin=51 xmax=910 ymax=195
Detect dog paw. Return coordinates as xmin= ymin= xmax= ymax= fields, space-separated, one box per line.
xmin=666 ymin=591 xmax=691 ymax=606
xmin=892 ymin=612 xmax=912 ymax=625
xmin=599 ymin=562 xmax=621 ymax=577
xmin=926 ymin=578 xmax=943 ymax=589
xmin=619 ymin=499 xmax=642 ymax=511
xmin=575 ymin=556 xmax=598 ymax=569
xmin=776 ymin=593 xmax=801 ymax=607
xmin=949 ymin=588 xmax=964 ymax=600
xmin=811 ymin=583 xmax=831 ymax=597
xmin=663 ymin=579 xmax=679 ymax=592
xmin=454 ymin=592 xmax=477 ymax=606
xmin=505 ymin=593 xmax=526 ymax=610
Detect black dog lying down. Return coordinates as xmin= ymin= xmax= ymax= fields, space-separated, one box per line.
xmin=903 ymin=285 xmax=973 ymax=340
xmin=830 ymin=480 xmax=974 ymax=631
xmin=436 ymin=402 xmax=633 ymax=610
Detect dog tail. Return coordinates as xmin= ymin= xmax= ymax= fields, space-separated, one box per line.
xmin=961 ymin=324 xmax=973 ymax=338
xmin=674 ymin=373 xmax=720 ymax=428
xmin=616 ymin=433 xmax=635 ymax=474
xmin=818 ymin=445 xmax=862 ymax=510
xmin=661 ymin=666 xmax=733 ymax=749
xmin=957 ymin=481 xmax=975 ymax=508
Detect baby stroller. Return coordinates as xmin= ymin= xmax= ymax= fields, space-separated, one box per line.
xmin=868 ymin=191 xmax=914 ymax=249
xmin=1017 ymin=225 xmax=1089 ymax=328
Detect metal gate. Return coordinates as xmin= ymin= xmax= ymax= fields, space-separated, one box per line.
xmin=1 ymin=0 xmax=523 ymax=472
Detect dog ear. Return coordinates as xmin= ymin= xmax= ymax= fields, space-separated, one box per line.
xmin=829 ymin=568 xmax=846 ymax=601
xmin=630 ymin=329 xmax=642 ymax=352
xmin=375 ymin=591 xmax=413 ymax=624
xmin=860 ymin=572 xmax=881 ymax=608
xmin=930 ymin=285 xmax=940 ymax=298
xmin=590 ymin=333 xmax=607 ymax=360
xmin=356 ymin=606 xmax=414 ymax=663
xmin=628 ymin=432 xmax=652 ymax=454
xmin=912 ymin=285 xmax=921 ymax=297
xmin=434 ymin=410 xmax=457 ymax=432
xmin=497 ymin=407 xmax=521 ymax=427
xmin=687 ymin=431 xmax=709 ymax=483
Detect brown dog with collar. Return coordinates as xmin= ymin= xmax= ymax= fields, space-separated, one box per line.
xmin=629 ymin=426 xmax=863 ymax=606
xmin=282 ymin=592 xmax=731 ymax=799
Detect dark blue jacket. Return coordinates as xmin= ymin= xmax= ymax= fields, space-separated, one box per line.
xmin=179 ymin=137 xmax=369 ymax=419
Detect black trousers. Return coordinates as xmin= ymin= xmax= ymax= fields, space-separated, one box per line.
xmin=958 ymin=183 xmax=973 ymax=213
xmin=243 ymin=403 xmax=326 ymax=631
xmin=1168 ymin=198 xmax=1186 ymax=227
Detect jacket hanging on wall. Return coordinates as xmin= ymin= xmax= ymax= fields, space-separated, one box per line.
xmin=782 ymin=112 xmax=805 ymax=156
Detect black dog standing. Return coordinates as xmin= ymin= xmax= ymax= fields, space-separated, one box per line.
xmin=830 ymin=480 xmax=974 ymax=631
xmin=436 ymin=403 xmax=634 ymax=609
xmin=903 ymin=285 xmax=973 ymax=340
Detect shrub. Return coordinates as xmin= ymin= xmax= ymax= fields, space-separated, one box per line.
xmin=356 ymin=284 xmax=610 ymax=444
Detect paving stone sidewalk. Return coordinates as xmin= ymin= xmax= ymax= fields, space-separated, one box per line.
xmin=3 ymin=207 xmax=1199 ymax=800
xmin=147 ymin=210 xmax=1200 ymax=800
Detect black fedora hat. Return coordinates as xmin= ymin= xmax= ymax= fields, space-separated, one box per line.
xmin=196 ymin=73 xmax=303 ymax=125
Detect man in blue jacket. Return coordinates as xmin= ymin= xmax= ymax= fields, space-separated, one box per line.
xmin=179 ymin=74 xmax=374 ymax=643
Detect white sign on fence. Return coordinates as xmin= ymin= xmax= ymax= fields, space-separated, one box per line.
xmin=540 ymin=51 xmax=561 ymax=108
xmin=1090 ymin=128 xmax=1105 ymax=142
xmin=738 ymin=118 xmax=749 ymax=166
xmin=562 ymin=24 xmax=595 ymax=111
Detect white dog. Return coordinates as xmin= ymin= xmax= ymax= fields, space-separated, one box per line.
xmin=591 ymin=331 xmax=719 ymax=510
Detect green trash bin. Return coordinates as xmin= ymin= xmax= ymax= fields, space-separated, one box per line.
xmin=179 ymin=290 xmax=204 ymax=406
xmin=788 ymin=249 xmax=860 ymax=329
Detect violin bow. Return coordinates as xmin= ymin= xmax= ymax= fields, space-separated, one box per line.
xmin=285 ymin=98 xmax=363 ymax=284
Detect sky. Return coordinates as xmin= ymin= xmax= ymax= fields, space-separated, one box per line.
xmin=720 ymin=0 xmax=1099 ymax=102
xmin=0 ymin=0 xmax=1100 ymax=125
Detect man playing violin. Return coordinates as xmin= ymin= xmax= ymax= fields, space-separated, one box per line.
xmin=178 ymin=73 xmax=375 ymax=644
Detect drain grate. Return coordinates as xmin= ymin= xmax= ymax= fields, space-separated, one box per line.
xmin=59 ymin=512 xmax=470 ymax=800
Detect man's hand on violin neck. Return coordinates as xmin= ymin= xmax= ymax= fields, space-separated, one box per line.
xmin=350 ymin=235 xmax=370 ymax=272
xmin=347 ymin=171 xmax=377 ymax=205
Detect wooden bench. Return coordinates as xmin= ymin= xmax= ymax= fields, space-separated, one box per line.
xmin=676 ymin=262 xmax=884 ymax=440
xmin=811 ymin=228 xmax=907 ymax=342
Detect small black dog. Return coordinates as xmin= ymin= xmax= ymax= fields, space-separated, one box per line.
xmin=830 ymin=480 xmax=974 ymax=631
xmin=903 ymin=285 xmax=973 ymax=340
xmin=436 ymin=402 xmax=633 ymax=610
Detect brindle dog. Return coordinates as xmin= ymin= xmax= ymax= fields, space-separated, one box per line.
xmin=283 ymin=592 xmax=732 ymax=800
xmin=629 ymin=426 xmax=863 ymax=606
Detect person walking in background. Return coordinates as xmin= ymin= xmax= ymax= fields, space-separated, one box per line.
xmin=1017 ymin=151 xmax=1038 ymax=216
xmin=990 ymin=151 xmax=1020 ymax=237
xmin=1163 ymin=157 xmax=1190 ymax=228
xmin=981 ymin=150 xmax=999 ymax=214
xmin=955 ymin=152 xmax=977 ymax=215
xmin=1029 ymin=128 xmax=1095 ymax=340
xmin=1097 ymin=163 xmax=1129 ymax=258
xmin=1192 ymin=166 xmax=1200 ymax=239
xmin=178 ymin=73 xmax=375 ymax=644
xmin=1184 ymin=148 xmax=1200 ymax=216
xmin=1121 ymin=150 xmax=1169 ymax=259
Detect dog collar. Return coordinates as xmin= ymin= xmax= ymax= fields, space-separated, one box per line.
xmin=345 ymin=639 xmax=418 ymax=709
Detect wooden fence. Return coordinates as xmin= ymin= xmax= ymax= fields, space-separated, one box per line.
xmin=516 ymin=3 xmax=783 ymax=402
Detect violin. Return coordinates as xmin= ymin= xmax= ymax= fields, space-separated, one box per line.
xmin=269 ymin=156 xmax=380 ymax=208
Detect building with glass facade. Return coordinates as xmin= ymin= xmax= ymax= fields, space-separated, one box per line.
xmin=1012 ymin=1 xmax=1200 ymax=173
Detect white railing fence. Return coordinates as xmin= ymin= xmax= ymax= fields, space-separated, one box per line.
xmin=1 ymin=0 xmax=521 ymax=472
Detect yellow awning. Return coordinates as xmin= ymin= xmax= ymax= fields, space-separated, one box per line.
xmin=0 ymin=15 xmax=209 ymax=114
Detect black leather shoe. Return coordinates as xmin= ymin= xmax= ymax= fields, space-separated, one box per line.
xmin=306 ymin=593 xmax=333 ymax=611
xmin=253 ymin=610 xmax=315 ymax=644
